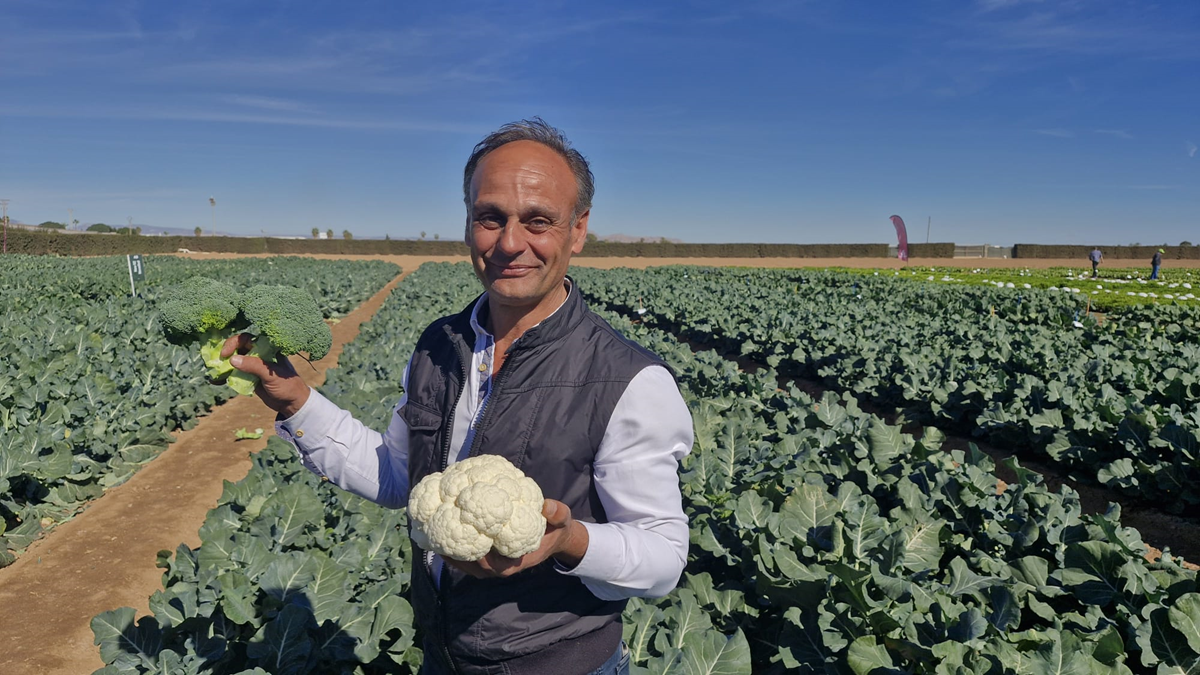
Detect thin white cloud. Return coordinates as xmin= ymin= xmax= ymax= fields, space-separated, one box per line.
xmin=977 ymin=0 xmax=1044 ymax=12
xmin=1187 ymin=142 xmax=1198 ymax=158
xmin=0 ymin=103 xmax=483 ymax=134
xmin=952 ymin=6 xmax=1200 ymax=59
xmin=1036 ymin=128 xmax=1074 ymax=138
xmin=221 ymin=95 xmax=315 ymax=114
xmin=1094 ymin=129 xmax=1133 ymax=140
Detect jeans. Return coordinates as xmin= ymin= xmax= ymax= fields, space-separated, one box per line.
xmin=1092 ymin=261 xmax=1099 ymax=277
xmin=587 ymin=642 xmax=631 ymax=675
xmin=1151 ymin=264 xmax=1160 ymax=280
xmin=418 ymin=642 xmax=630 ymax=675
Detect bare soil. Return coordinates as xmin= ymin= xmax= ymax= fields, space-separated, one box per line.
xmin=3 ymin=253 xmax=1198 ymax=673
xmin=0 ymin=268 xmax=411 ymax=675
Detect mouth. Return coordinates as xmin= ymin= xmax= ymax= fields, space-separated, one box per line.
xmin=487 ymin=261 xmax=537 ymax=278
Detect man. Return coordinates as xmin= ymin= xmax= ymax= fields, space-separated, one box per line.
xmin=1151 ymin=248 xmax=1163 ymax=280
xmin=1090 ymin=246 xmax=1103 ymax=278
xmin=222 ymin=119 xmax=693 ymax=675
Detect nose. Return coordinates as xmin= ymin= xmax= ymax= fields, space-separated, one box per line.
xmin=496 ymin=217 xmax=527 ymax=257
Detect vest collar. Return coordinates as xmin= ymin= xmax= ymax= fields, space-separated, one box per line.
xmin=453 ymin=276 xmax=586 ymax=353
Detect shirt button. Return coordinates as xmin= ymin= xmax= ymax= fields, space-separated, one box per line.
xmin=295 ymin=430 xmax=305 ymax=438
xmin=478 ymin=363 xmax=488 ymax=372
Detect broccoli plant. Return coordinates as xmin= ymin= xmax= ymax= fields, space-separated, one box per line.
xmin=158 ymin=278 xmax=332 ymax=396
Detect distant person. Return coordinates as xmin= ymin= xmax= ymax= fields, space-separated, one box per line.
xmin=1089 ymin=247 xmax=1103 ymax=278
xmin=1151 ymin=248 xmax=1164 ymax=280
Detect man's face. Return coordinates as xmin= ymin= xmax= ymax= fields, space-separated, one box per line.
xmin=466 ymin=140 xmax=588 ymax=311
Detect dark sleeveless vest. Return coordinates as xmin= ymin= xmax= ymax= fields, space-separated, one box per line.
xmin=399 ymin=282 xmax=667 ymax=675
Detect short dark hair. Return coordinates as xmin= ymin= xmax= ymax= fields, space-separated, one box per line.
xmin=462 ymin=117 xmax=594 ymax=218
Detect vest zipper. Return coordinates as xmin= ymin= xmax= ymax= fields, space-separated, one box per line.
xmin=435 ymin=333 xmax=472 ymax=675
xmin=468 ymin=345 xmax=522 ymax=458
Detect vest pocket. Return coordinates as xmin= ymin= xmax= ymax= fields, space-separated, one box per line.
xmin=399 ymin=401 xmax=442 ymax=431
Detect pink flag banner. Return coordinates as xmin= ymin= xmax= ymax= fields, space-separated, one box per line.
xmin=890 ymin=215 xmax=909 ymax=262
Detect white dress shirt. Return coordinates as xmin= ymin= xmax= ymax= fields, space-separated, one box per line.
xmin=275 ymin=288 xmax=693 ymax=600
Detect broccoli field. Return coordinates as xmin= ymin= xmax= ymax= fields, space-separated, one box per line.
xmin=81 ymin=261 xmax=1200 ymax=675
xmin=0 ymin=255 xmax=399 ymax=567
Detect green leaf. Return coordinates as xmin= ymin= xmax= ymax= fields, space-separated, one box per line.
xmin=866 ymin=420 xmax=906 ymax=465
xmin=218 ymin=570 xmax=260 ymax=627
xmin=846 ymin=636 xmax=896 ymax=675
xmin=678 ymin=628 xmax=752 ymax=675
xmin=898 ymin=521 xmax=944 ymax=572
xmin=1060 ymin=542 xmax=1125 ymax=607
xmin=1169 ymin=593 xmax=1200 ymax=656
xmin=259 ymin=551 xmax=315 ymax=605
xmin=944 ymin=557 xmax=1001 ymax=598
xmin=91 ymin=607 xmax=163 ymax=665
xmin=246 ymin=604 xmax=314 ymax=673
xmin=304 ymin=551 xmax=350 ymax=625
xmin=1024 ymin=631 xmax=1093 ymax=675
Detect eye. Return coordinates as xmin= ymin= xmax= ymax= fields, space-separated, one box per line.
xmin=527 ymin=218 xmax=553 ymax=233
xmin=475 ymin=214 xmax=502 ymax=229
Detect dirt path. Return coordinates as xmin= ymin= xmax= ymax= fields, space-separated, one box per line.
xmin=0 ymin=268 xmax=411 ymax=675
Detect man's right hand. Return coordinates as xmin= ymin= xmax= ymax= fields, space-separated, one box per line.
xmin=221 ymin=333 xmax=311 ymax=418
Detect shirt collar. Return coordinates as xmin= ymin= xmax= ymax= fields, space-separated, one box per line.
xmin=469 ymin=279 xmax=573 ymax=342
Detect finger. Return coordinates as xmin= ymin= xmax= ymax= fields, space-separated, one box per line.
xmin=542 ymin=499 xmax=571 ymax=527
xmin=229 ymin=354 xmax=270 ymax=379
xmin=220 ymin=333 xmax=256 ymax=359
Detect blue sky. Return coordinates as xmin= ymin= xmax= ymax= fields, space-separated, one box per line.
xmin=1 ymin=0 xmax=1197 ymax=245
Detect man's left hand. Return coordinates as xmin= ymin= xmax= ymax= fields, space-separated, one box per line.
xmin=446 ymin=499 xmax=589 ymax=578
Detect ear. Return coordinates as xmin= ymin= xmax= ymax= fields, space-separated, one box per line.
xmin=464 ymin=214 xmax=473 ymax=248
xmin=570 ymin=210 xmax=589 ymax=255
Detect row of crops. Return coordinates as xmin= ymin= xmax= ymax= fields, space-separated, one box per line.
xmin=840 ymin=266 xmax=1200 ymax=312
xmin=573 ymin=266 xmax=1200 ymax=516
xmin=0 ymin=255 xmax=400 ymax=567
xmin=95 ymin=262 xmax=1200 ymax=674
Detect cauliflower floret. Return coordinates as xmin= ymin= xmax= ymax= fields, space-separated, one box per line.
xmin=428 ymin=503 xmax=494 ymax=562
xmin=493 ymin=504 xmax=547 ymax=558
xmin=457 ymin=482 xmax=514 ymax=537
xmin=408 ymin=470 xmax=444 ymax=524
xmin=407 ymin=455 xmax=547 ymax=561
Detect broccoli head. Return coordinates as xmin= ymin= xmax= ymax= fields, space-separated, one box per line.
xmin=158 ymin=277 xmax=244 ymax=381
xmin=158 ymin=278 xmax=332 ymax=397
xmin=158 ymin=277 xmax=241 ymax=337
xmin=240 ymin=284 xmax=332 ymax=360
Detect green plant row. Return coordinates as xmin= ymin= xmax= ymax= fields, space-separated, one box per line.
xmin=574 ymin=266 xmax=1200 ymax=514
xmin=832 ymin=266 xmax=1200 ymax=312
xmin=94 ymin=263 xmax=1200 ymax=674
xmin=0 ymin=254 xmax=399 ymax=316
xmin=0 ymin=256 xmax=400 ymax=567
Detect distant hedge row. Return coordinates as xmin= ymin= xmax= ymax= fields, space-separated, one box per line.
xmin=1012 ymin=244 xmax=1200 ymax=260
xmin=1 ymin=231 xmax=936 ymax=258
xmin=906 ymin=243 xmax=955 ymax=258
xmin=577 ymin=242 xmax=895 ymax=257
xmin=1 ymin=231 xmax=469 ymax=256
xmin=22 ymin=230 xmax=1176 ymax=261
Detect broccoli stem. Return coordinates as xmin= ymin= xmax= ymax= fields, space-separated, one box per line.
xmin=198 ymin=329 xmax=237 ymax=381
xmin=225 ymin=340 xmax=279 ymax=396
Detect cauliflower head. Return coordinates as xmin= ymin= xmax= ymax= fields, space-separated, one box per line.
xmin=408 ymin=455 xmax=546 ymax=561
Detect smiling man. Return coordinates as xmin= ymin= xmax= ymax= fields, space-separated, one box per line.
xmin=224 ymin=118 xmax=694 ymax=675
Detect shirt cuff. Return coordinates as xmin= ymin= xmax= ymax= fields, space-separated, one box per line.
xmin=554 ymin=521 xmax=623 ymax=583
xmin=273 ymin=387 xmax=333 ymax=444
